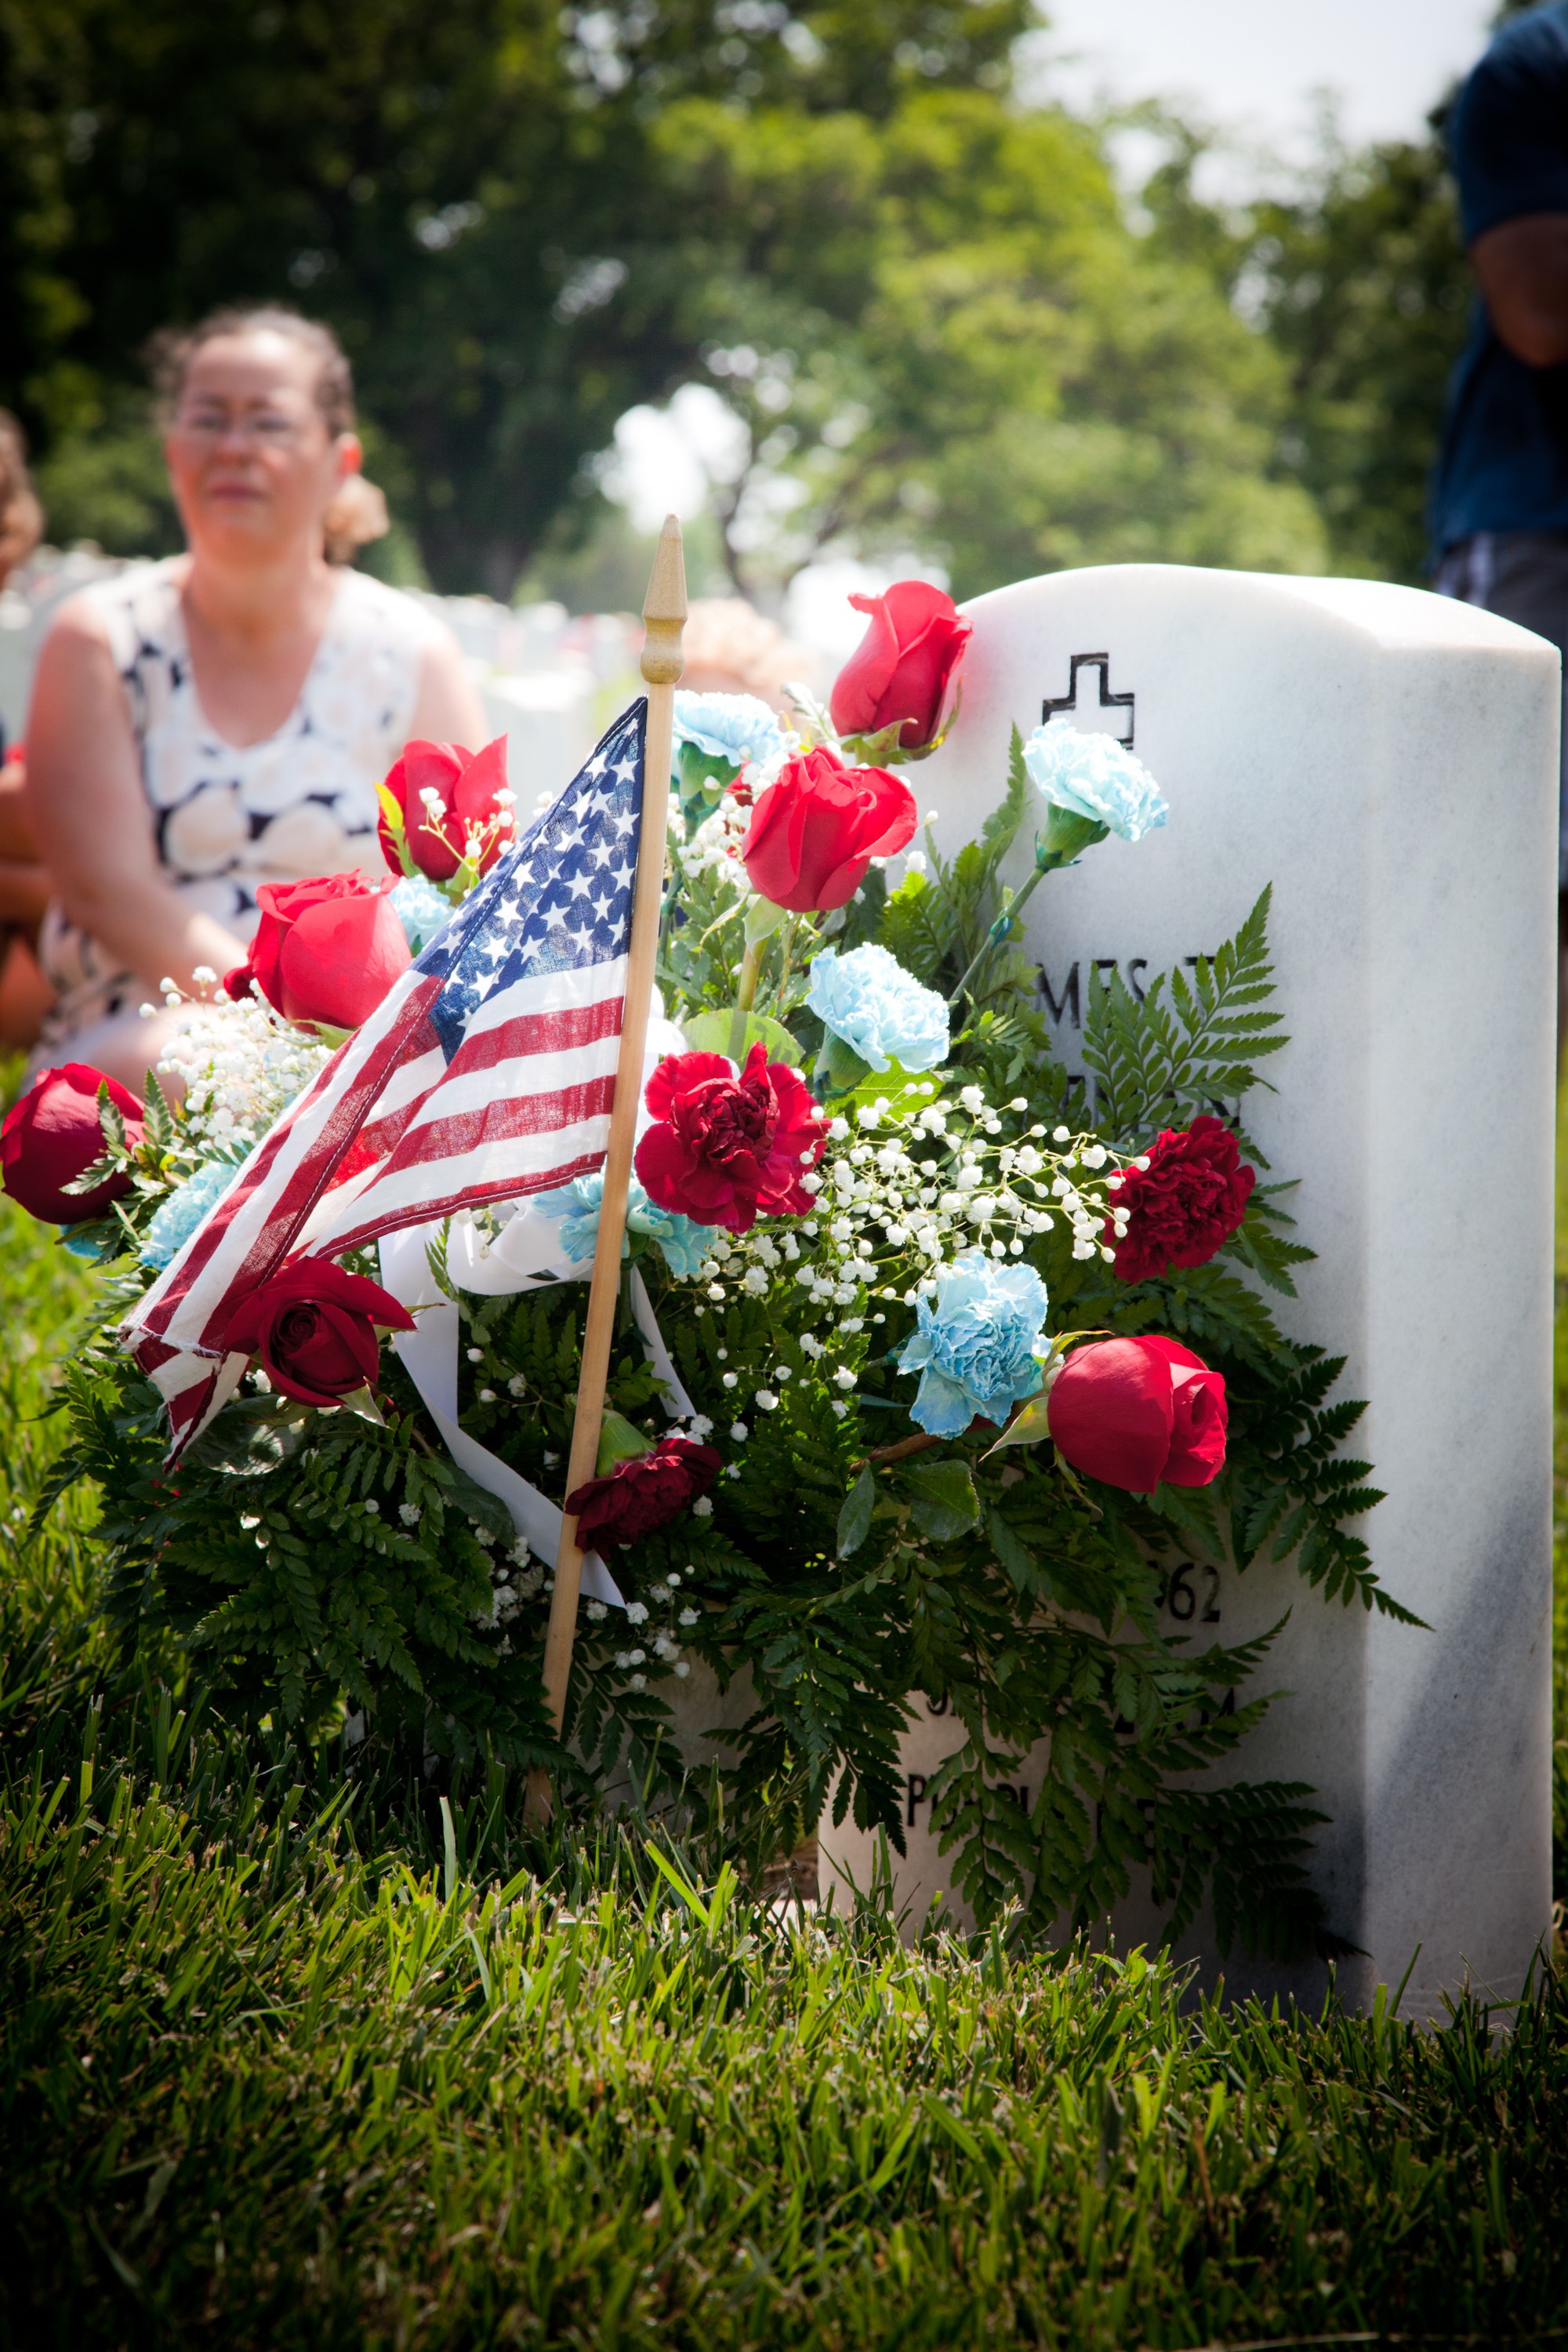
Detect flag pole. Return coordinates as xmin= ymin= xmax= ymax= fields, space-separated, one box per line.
xmin=528 ymin=514 xmax=686 ymax=1822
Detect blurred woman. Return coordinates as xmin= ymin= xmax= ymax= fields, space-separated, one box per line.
xmin=24 ymin=306 xmax=485 ymax=1087
xmin=0 ymin=413 xmax=55 ymax=1051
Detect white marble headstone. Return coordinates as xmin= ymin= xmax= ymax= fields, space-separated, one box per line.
xmin=818 ymin=563 xmax=1558 ymax=2021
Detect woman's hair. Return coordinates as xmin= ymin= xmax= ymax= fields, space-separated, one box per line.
xmin=150 ymin=304 xmax=388 ymax=561
xmin=0 ymin=411 xmax=43 ymax=583
xmin=679 ymin=597 xmax=812 ymax=716
xmin=148 ymin=304 xmax=356 ymax=437
xmin=323 ymin=474 xmax=390 ymax=567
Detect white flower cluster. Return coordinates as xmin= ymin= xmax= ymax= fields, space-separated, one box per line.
xmin=153 ymin=977 xmax=332 ymax=1162
xmin=672 ymin=743 xmax=790 ymax=894
xmin=678 ymin=789 xmax=757 ymax=892
xmin=470 ymin=1519 xmax=546 ymax=1655
xmin=670 ymin=1080 xmax=1133 ymax=1445
xmin=696 ymin=1081 xmax=1132 ymax=1320
xmin=610 ymin=1567 xmax=693 ymax=1693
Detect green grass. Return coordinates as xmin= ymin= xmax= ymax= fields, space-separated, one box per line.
xmin=0 ymin=1140 xmax=1563 ymax=2347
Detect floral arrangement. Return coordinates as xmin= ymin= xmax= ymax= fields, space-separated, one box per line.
xmin=7 ymin=579 xmax=1407 ymax=1957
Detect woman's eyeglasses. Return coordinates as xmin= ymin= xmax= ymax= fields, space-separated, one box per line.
xmin=171 ymin=408 xmax=313 ymax=448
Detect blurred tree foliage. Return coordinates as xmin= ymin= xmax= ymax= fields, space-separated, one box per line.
xmin=0 ymin=0 xmax=1476 ymax=596
xmin=1222 ymin=132 xmax=1471 ymax=583
xmin=654 ymin=93 xmax=1327 ymax=601
xmin=0 ymin=0 xmax=1029 ymax=595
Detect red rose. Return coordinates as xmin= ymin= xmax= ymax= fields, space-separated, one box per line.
xmin=224 ymin=873 xmax=411 ymax=1031
xmin=1109 ymin=1115 xmax=1256 ymax=1283
xmin=635 ymin=1043 xmax=827 ymax=1236
xmin=0 ymin=1062 xmax=145 ymax=1224
xmin=829 ymin=580 xmax=972 ymax=750
xmin=741 ymin=745 xmax=916 ymax=913
xmin=567 ymin=1435 xmax=722 ymax=1552
xmin=378 ymin=736 xmax=514 ymax=883
xmin=1047 ymin=1336 xmax=1227 ymax=1494
xmin=221 ymin=1258 xmax=415 ymax=1407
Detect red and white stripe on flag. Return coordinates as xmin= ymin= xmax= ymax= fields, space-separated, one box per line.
xmin=119 ymin=701 xmax=647 ymax=1455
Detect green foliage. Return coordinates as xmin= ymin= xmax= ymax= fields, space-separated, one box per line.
xmin=882 ymin=722 xmax=1031 ymax=1001
xmin=0 ymin=0 xmax=1033 ymax=595
xmin=1237 ymin=129 xmax=1470 ymax=584
xmin=0 ymin=1019 xmax=1560 ymax=2339
xmin=655 ymin=92 xmax=1327 ymax=600
xmin=54 ymin=1335 xmax=558 ymax=1770
xmin=30 ymin=390 xmax=180 ymax=557
xmin=0 ymin=1735 xmax=1564 ymax=2348
xmin=3 ymin=0 xmax=1469 ymax=595
xmin=45 ymin=739 xmax=1406 ymax=1965
xmin=1078 ymin=885 xmax=1286 ymax=1156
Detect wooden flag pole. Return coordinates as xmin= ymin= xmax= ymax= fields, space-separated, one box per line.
xmin=527 ymin=514 xmax=686 ymax=1821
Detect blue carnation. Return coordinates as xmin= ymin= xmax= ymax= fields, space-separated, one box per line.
xmin=537 ymin=1169 xmax=711 ymax=1281
xmin=390 ymin=873 xmax=454 ymax=955
xmin=672 ymin=691 xmax=787 ymax=772
xmin=1022 ymin=723 xmax=1168 ymax=844
xmin=896 ymin=1250 xmax=1048 ymax=1438
xmin=807 ymin=944 xmax=949 ymax=1074
xmin=142 ymin=1160 xmax=238 ymax=1270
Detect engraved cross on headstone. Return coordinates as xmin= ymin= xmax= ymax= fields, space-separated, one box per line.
xmin=1041 ymin=652 xmax=1135 ymax=749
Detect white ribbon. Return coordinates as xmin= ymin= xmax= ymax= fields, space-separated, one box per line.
xmin=375 ymin=1006 xmax=698 ymax=1613
xmin=387 ymin=1283 xmax=625 ymax=1608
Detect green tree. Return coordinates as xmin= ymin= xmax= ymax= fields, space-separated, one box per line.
xmin=646 ymin=89 xmax=1326 ymax=602
xmin=0 ymin=0 xmax=1033 ymax=595
xmin=1236 ymin=129 xmax=1471 ymax=583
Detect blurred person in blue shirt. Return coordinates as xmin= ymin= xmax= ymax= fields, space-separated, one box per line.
xmin=1432 ymin=2 xmax=1568 ymax=989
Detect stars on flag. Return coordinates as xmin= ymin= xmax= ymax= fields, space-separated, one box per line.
xmin=423 ymin=704 xmax=644 ymax=1060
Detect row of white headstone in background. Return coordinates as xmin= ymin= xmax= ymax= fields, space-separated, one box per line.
xmin=0 ymin=550 xmax=636 ymax=795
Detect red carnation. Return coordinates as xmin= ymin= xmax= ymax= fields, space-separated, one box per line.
xmin=829 ymin=579 xmax=971 ymax=750
xmin=1047 ymin=1336 xmax=1227 ymax=1494
xmin=379 ymin=737 xmax=514 ymax=883
xmin=741 ymin=745 xmax=916 ymax=913
xmin=1108 ymin=1115 xmax=1256 ymax=1283
xmin=0 ymin=1062 xmax=144 ymax=1224
xmin=567 ymin=1435 xmax=722 ymax=1552
xmin=221 ymin=1258 xmax=415 ymax=1408
xmin=224 ymin=873 xmax=411 ymax=1032
xmin=634 ymin=1043 xmax=827 ymax=1236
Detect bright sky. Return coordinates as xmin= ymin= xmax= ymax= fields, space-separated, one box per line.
xmin=1032 ymin=0 xmax=1497 ymax=167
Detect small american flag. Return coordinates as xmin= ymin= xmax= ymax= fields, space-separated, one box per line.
xmin=123 ymin=702 xmax=648 ymax=1456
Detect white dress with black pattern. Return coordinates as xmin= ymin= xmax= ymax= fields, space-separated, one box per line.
xmin=37 ymin=558 xmax=441 ymax=1052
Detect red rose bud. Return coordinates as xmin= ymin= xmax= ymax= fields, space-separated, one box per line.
xmin=567 ymin=1435 xmax=722 ymax=1553
xmin=741 ymin=745 xmax=916 ymax=913
xmin=221 ymin=1258 xmax=415 ymax=1408
xmin=378 ymin=736 xmax=514 ymax=883
xmin=635 ymin=1042 xmax=827 ymax=1236
xmin=1047 ymin=1336 xmax=1227 ymax=1494
xmin=829 ymin=579 xmax=972 ymax=750
xmin=1109 ymin=1114 xmax=1256 ymax=1283
xmin=0 ymin=1062 xmax=144 ymax=1224
xmin=227 ymin=873 xmax=411 ymax=1032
